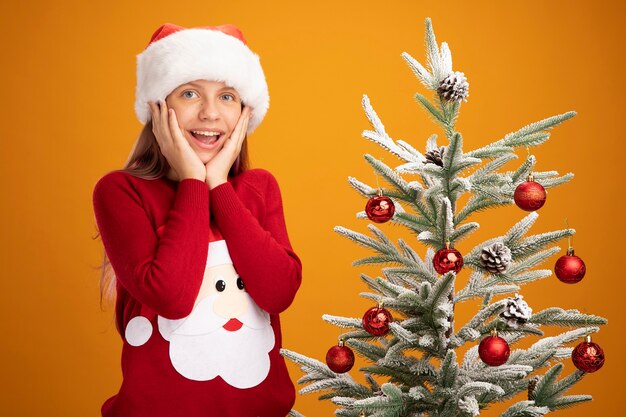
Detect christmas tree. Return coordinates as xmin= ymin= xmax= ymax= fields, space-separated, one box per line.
xmin=281 ymin=18 xmax=607 ymax=417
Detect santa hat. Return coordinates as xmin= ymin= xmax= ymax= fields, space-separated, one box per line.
xmin=206 ymin=225 xmax=233 ymax=267
xmin=134 ymin=23 xmax=269 ymax=134
xmin=207 ymin=240 xmax=233 ymax=267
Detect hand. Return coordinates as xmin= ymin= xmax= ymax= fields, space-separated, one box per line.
xmin=149 ymin=100 xmax=206 ymax=182
xmin=205 ymin=106 xmax=252 ymax=189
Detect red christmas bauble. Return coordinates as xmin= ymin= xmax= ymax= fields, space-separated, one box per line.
xmin=326 ymin=344 xmax=355 ymax=373
xmin=433 ymin=247 xmax=464 ymax=274
xmin=555 ymin=249 xmax=586 ymax=284
xmin=365 ymin=195 xmax=395 ymax=223
xmin=362 ymin=306 xmax=393 ymax=336
xmin=478 ymin=335 xmax=510 ymax=366
xmin=514 ymin=178 xmax=547 ymax=211
xmin=572 ymin=337 xmax=605 ymax=373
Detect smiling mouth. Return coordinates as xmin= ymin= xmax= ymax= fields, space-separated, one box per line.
xmin=190 ymin=131 xmax=222 ymax=145
xmin=223 ymin=318 xmax=243 ymax=332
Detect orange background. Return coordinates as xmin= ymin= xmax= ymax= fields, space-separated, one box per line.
xmin=1 ymin=1 xmax=623 ymax=416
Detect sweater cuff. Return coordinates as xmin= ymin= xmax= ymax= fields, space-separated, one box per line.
xmin=176 ymin=178 xmax=209 ymax=209
xmin=209 ymin=181 xmax=244 ymax=218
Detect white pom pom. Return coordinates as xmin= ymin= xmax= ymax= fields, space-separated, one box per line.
xmin=125 ymin=316 xmax=153 ymax=347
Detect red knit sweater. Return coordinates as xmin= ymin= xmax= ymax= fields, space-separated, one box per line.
xmin=92 ymin=168 xmax=302 ymax=417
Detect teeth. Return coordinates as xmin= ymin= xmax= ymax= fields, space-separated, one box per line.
xmin=192 ymin=131 xmax=220 ymax=136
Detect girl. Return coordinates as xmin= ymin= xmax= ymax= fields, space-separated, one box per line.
xmin=93 ymin=23 xmax=302 ymax=417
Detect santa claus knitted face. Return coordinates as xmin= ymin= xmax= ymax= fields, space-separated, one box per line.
xmin=134 ymin=23 xmax=269 ymax=135
xmin=124 ymin=229 xmax=275 ymax=389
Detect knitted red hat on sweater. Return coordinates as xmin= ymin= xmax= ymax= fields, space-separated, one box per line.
xmin=134 ymin=23 xmax=269 ymax=135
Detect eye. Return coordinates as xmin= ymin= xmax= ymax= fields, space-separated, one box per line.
xmin=215 ymin=280 xmax=226 ymax=292
xmin=236 ymin=277 xmax=245 ymax=290
xmin=182 ymin=90 xmax=198 ymax=99
xmin=221 ymin=93 xmax=236 ymax=101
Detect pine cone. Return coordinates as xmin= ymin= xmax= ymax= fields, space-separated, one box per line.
xmin=437 ymin=71 xmax=469 ymax=102
xmin=425 ymin=146 xmax=445 ymax=167
xmin=500 ymin=293 xmax=533 ymax=328
xmin=528 ymin=376 xmax=540 ymax=400
xmin=480 ymin=242 xmax=512 ymax=273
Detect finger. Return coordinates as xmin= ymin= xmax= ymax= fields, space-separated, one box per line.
xmin=158 ymin=100 xmax=174 ymax=145
xmin=242 ymin=105 xmax=252 ymax=121
xmin=228 ymin=106 xmax=251 ymax=144
xmin=236 ymin=109 xmax=251 ymax=149
xmin=159 ymin=100 xmax=168 ymax=128
xmin=149 ymin=102 xmax=165 ymax=146
xmin=237 ymin=114 xmax=250 ymax=149
xmin=149 ymin=101 xmax=160 ymax=126
xmin=167 ymin=108 xmax=188 ymax=146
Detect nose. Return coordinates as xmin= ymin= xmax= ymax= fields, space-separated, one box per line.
xmin=214 ymin=287 xmax=249 ymax=319
xmin=198 ymin=98 xmax=220 ymax=121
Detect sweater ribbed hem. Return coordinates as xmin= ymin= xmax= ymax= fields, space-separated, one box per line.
xmin=176 ymin=179 xmax=209 ymax=209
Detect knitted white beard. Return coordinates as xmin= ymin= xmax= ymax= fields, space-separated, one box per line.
xmin=156 ymin=293 xmax=275 ymax=389
xmin=122 ymin=238 xmax=275 ymax=389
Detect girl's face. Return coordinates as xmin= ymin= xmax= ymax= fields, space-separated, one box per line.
xmin=165 ymin=79 xmax=243 ymax=164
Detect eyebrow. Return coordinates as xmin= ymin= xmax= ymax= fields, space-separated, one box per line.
xmin=184 ymin=81 xmax=237 ymax=93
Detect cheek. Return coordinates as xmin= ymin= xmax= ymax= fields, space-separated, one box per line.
xmin=166 ymin=101 xmax=191 ymax=127
xmin=226 ymin=110 xmax=243 ymax=132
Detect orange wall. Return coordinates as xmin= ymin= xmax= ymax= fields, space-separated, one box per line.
xmin=1 ymin=1 xmax=623 ymax=415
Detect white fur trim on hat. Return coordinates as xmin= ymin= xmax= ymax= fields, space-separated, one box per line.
xmin=207 ymin=240 xmax=233 ymax=268
xmin=135 ymin=28 xmax=269 ymax=135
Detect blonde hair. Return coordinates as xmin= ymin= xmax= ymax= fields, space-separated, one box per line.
xmin=93 ymin=119 xmax=249 ymax=311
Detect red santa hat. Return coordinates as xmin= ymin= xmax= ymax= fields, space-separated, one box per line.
xmin=207 ymin=231 xmax=233 ymax=268
xmin=134 ymin=23 xmax=269 ymax=134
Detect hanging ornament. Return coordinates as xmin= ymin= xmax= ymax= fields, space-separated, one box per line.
xmin=437 ymin=71 xmax=469 ymax=102
xmin=362 ymin=303 xmax=393 ymax=336
xmin=572 ymin=335 xmax=605 ymax=373
xmin=555 ymin=247 xmax=586 ymax=284
xmin=499 ymin=293 xmax=533 ymax=328
xmin=480 ymin=242 xmax=513 ymax=274
xmin=433 ymin=241 xmax=464 ymax=274
xmin=325 ymin=339 xmax=355 ymax=373
xmin=514 ymin=174 xmax=547 ymax=212
xmin=478 ymin=330 xmax=510 ymax=366
xmin=365 ymin=188 xmax=395 ymax=223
